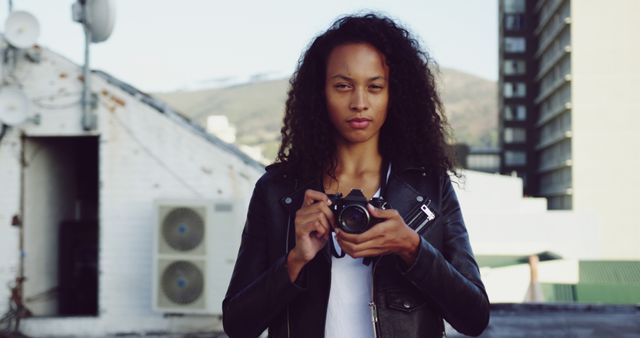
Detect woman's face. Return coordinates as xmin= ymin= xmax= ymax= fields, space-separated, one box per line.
xmin=325 ymin=43 xmax=389 ymax=146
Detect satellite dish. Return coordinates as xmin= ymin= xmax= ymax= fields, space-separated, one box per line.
xmin=85 ymin=0 xmax=116 ymax=43
xmin=0 ymin=87 xmax=30 ymax=126
xmin=4 ymin=11 xmax=40 ymax=49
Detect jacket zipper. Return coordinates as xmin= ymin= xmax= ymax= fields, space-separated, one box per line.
xmin=368 ymin=201 xmax=434 ymax=338
xmin=370 ymin=257 xmax=381 ymax=338
xmin=414 ymin=202 xmax=435 ymax=233
xmin=285 ymin=211 xmax=292 ymax=338
xmin=285 ymin=179 xmax=300 ymax=338
xmin=406 ymin=200 xmax=435 ymax=234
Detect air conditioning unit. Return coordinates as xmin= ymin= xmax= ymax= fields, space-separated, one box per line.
xmin=152 ymin=199 xmax=237 ymax=314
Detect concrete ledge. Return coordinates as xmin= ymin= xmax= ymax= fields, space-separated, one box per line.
xmin=447 ymin=303 xmax=640 ymax=338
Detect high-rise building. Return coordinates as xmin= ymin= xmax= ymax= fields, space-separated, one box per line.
xmin=498 ymin=0 xmax=538 ymax=198
xmin=498 ymin=0 xmax=640 ymax=258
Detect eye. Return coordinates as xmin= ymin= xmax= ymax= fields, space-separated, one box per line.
xmin=334 ymin=83 xmax=352 ymax=91
xmin=369 ymin=84 xmax=384 ymax=92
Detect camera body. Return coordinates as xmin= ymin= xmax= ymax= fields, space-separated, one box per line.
xmin=328 ymin=189 xmax=388 ymax=234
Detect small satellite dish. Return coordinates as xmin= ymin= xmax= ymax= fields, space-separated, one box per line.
xmin=4 ymin=11 xmax=40 ymax=49
xmin=85 ymin=0 xmax=116 ymax=43
xmin=0 ymin=87 xmax=30 ymax=126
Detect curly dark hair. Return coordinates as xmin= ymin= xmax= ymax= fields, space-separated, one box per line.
xmin=276 ymin=13 xmax=455 ymax=180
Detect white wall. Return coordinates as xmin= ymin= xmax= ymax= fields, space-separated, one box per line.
xmin=482 ymin=259 xmax=579 ymax=304
xmin=95 ymin=75 xmax=261 ymax=324
xmin=454 ymin=170 xmax=546 ymax=213
xmin=455 ymin=170 xmax=600 ymax=260
xmin=0 ymin=47 xmax=263 ymax=337
xmin=0 ymin=128 xmax=21 ymax=316
xmin=571 ymin=0 xmax=640 ymax=259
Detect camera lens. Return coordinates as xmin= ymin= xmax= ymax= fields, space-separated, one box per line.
xmin=339 ymin=205 xmax=369 ymax=233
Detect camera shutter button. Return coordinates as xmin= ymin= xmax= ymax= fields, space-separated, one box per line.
xmin=284 ymin=197 xmax=292 ymax=205
xmin=403 ymin=300 xmax=411 ymax=309
xmin=416 ymin=196 xmax=424 ymax=202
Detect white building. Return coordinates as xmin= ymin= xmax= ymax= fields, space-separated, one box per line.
xmin=498 ymin=0 xmax=640 ymax=259
xmin=453 ymin=170 xmax=600 ymax=303
xmin=206 ymin=115 xmax=236 ymax=144
xmin=0 ymin=45 xmax=264 ymax=337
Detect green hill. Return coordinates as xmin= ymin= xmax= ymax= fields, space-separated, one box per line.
xmin=153 ymin=68 xmax=497 ymax=162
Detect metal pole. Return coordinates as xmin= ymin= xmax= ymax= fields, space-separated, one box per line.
xmin=81 ymin=3 xmax=95 ymax=131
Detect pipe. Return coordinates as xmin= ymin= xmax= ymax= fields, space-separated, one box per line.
xmin=81 ymin=2 xmax=95 ymax=131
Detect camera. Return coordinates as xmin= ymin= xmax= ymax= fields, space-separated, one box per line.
xmin=328 ymin=189 xmax=388 ymax=234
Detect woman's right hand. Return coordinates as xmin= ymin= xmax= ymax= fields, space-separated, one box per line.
xmin=287 ymin=189 xmax=335 ymax=281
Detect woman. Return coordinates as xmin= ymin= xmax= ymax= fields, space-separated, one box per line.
xmin=223 ymin=13 xmax=489 ymax=338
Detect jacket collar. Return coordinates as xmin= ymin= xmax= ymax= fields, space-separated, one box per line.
xmin=278 ymin=160 xmax=428 ymax=218
xmin=391 ymin=157 xmax=429 ymax=175
xmin=276 ymin=157 xmax=431 ymax=212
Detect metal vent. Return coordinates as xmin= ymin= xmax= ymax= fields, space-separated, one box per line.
xmin=215 ymin=203 xmax=233 ymax=212
xmin=162 ymin=207 xmax=204 ymax=251
xmin=161 ymin=260 xmax=204 ymax=305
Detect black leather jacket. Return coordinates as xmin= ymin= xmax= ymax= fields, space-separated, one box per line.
xmin=223 ymin=160 xmax=490 ymax=338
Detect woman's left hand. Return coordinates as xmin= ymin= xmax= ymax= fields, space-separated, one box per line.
xmin=335 ymin=204 xmax=421 ymax=265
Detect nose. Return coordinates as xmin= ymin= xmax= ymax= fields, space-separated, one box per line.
xmin=349 ymin=88 xmax=369 ymax=112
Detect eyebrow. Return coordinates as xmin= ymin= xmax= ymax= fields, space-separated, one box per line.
xmin=329 ymin=74 xmax=387 ymax=82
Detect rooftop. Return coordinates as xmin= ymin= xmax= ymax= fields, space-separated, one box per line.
xmin=448 ymin=304 xmax=640 ymax=338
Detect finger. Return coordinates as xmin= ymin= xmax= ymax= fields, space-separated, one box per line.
xmin=337 ymin=237 xmax=385 ymax=258
xmin=297 ymin=208 xmax=333 ymax=229
xmin=336 ymin=224 xmax=386 ymax=244
xmin=298 ymin=202 xmax=335 ymax=227
xmin=337 ymin=234 xmax=383 ymax=251
xmin=299 ymin=212 xmax=331 ymax=234
xmin=309 ymin=220 xmax=330 ymax=239
xmin=317 ymin=203 xmax=337 ymax=228
xmin=367 ymin=204 xmax=400 ymax=220
xmin=349 ymin=248 xmax=386 ymax=258
xmin=303 ymin=189 xmax=330 ymax=207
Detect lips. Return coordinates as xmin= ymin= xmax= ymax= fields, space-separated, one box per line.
xmin=347 ymin=117 xmax=371 ymax=129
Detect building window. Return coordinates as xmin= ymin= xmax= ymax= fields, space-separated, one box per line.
xmin=504 ymin=59 xmax=526 ymax=75
xmin=504 ymin=37 xmax=526 ymax=53
xmin=504 ymin=0 xmax=525 ymax=13
xmin=504 ymin=82 xmax=526 ymax=98
xmin=548 ymin=195 xmax=572 ymax=210
xmin=505 ymin=105 xmax=527 ymax=121
xmin=467 ymin=154 xmax=500 ymax=172
xmin=504 ymin=127 xmax=526 ymax=143
xmin=504 ymin=150 xmax=526 ymax=166
xmin=504 ymin=14 xmax=524 ymax=31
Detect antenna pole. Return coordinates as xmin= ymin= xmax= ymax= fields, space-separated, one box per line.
xmin=81 ymin=2 xmax=96 ymax=130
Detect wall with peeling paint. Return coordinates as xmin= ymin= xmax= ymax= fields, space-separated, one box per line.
xmin=0 ymin=46 xmax=264 ymax=337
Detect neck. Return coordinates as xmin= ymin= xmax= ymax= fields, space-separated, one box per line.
xmin=332 ymin=138 xmax=382 ymax=177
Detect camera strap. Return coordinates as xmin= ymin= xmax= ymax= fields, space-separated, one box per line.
xmin=361 ymin=160 xmax=391 ymax=265
xmin=330 ymin=234 xmax=346 ymax=258
xmin=379 ymin=160 xmax=391 ymax=198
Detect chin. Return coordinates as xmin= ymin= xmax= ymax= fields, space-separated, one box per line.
xmin=339 ymin=132 xmax=376 ymax=144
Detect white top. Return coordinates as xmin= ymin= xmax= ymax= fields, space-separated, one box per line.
xmin=324 ymin=188 xmax=380 ymax=338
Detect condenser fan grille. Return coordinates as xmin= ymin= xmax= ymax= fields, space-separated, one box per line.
xmin=162 ymin=207 xmax=204 ymax=251
xmin=161 ymin=261 xmax=204 ymax=305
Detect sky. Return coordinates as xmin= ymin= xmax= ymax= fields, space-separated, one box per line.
xmin=3 ymin=0 xmax=498 ymax=92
